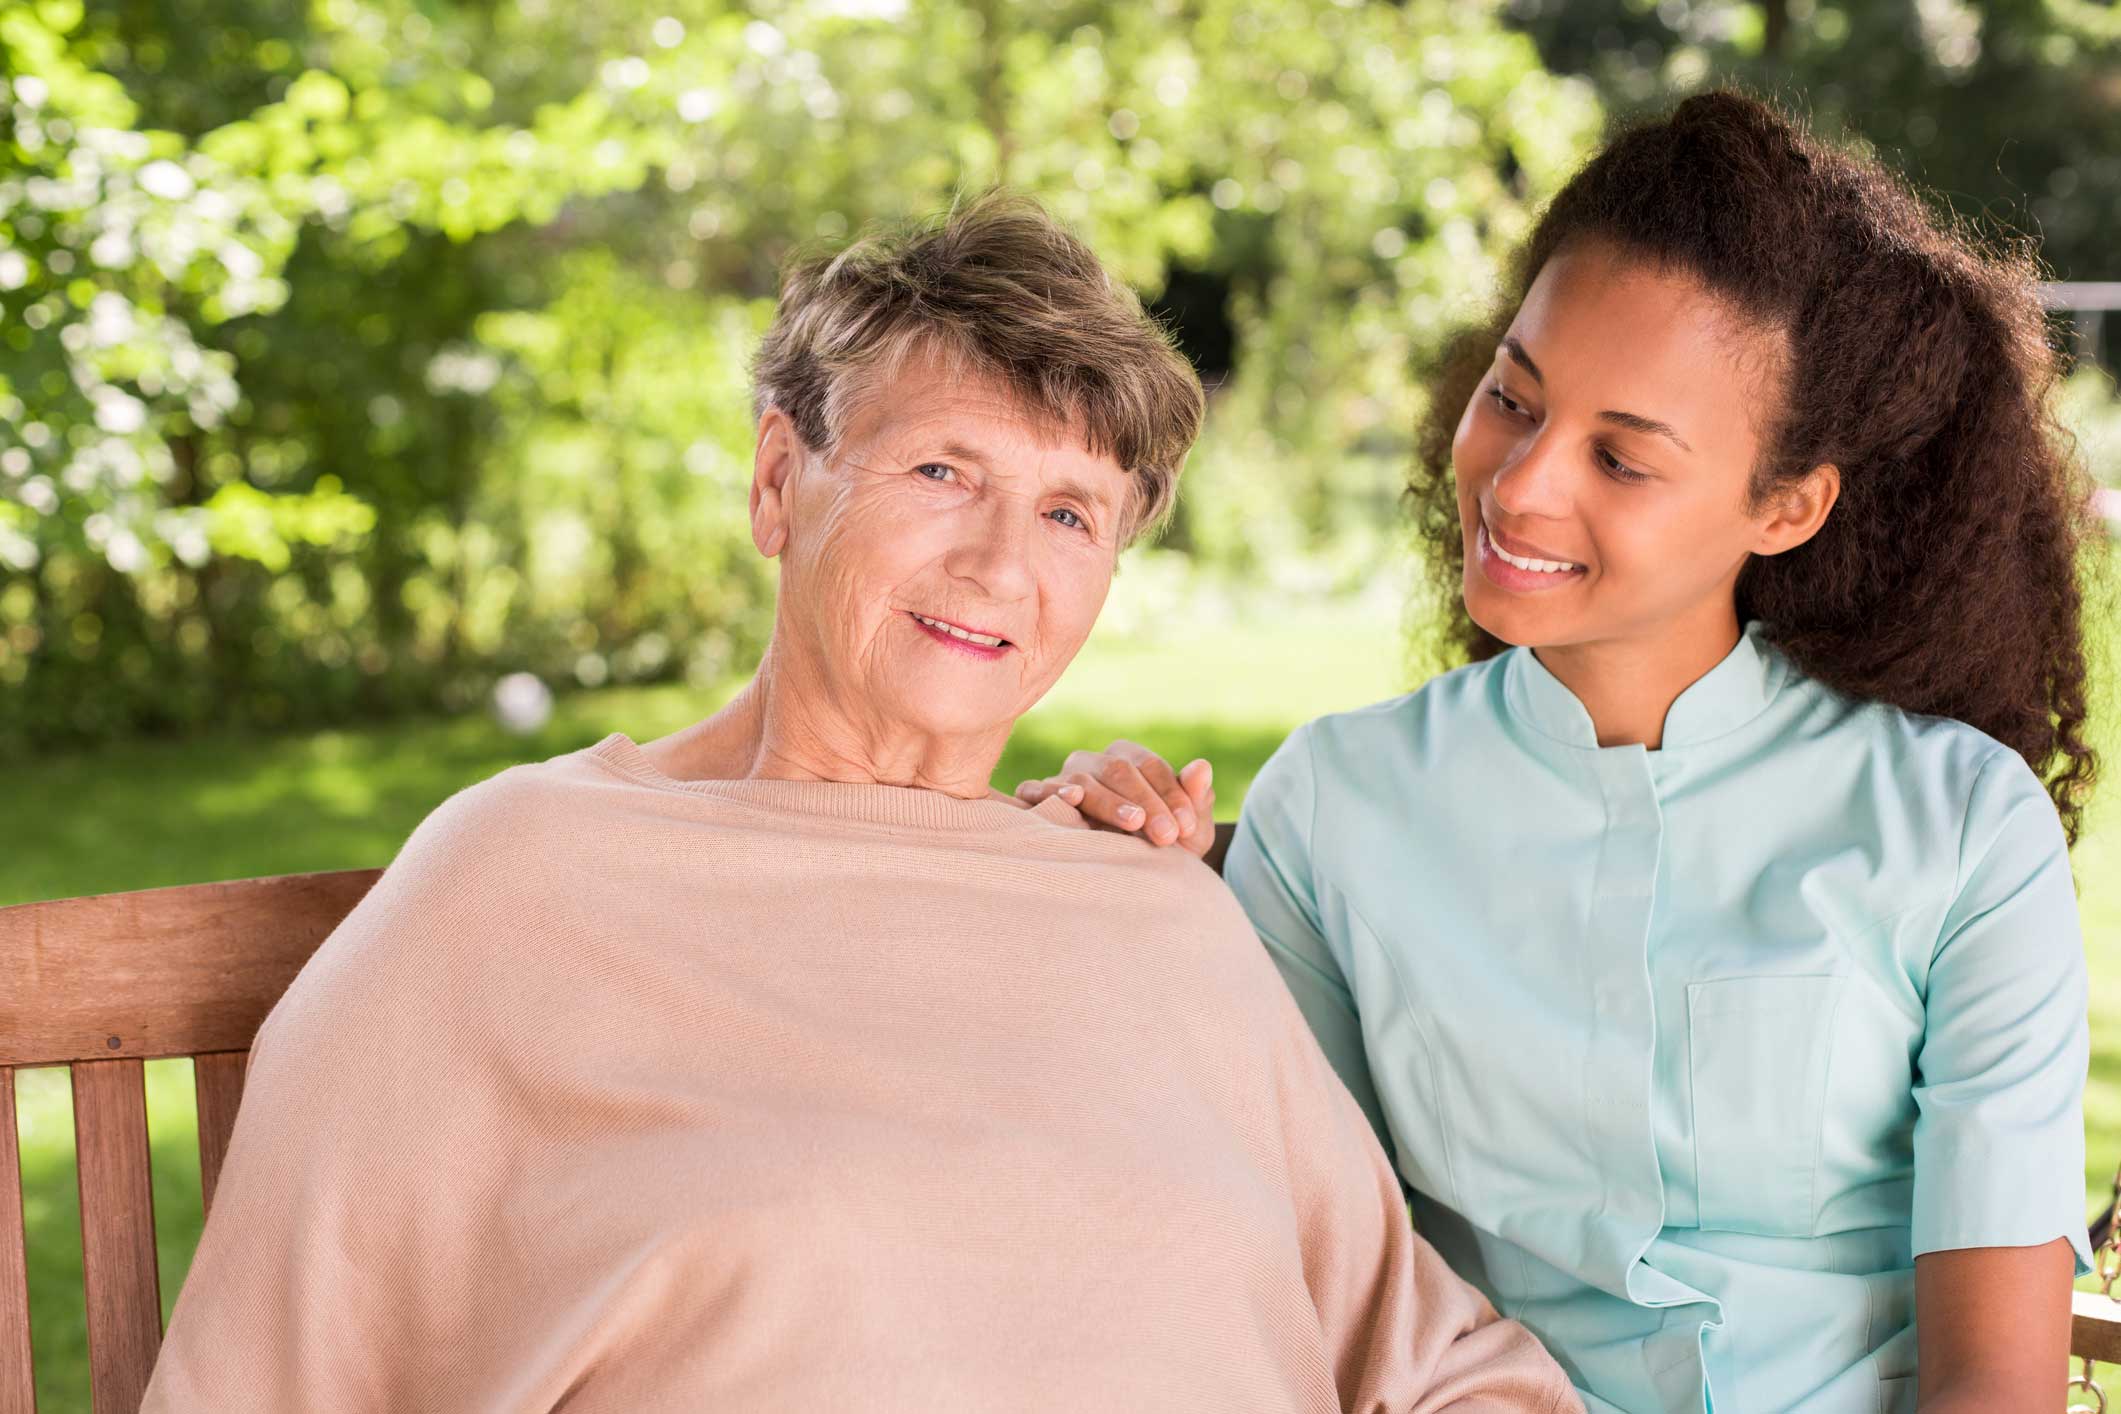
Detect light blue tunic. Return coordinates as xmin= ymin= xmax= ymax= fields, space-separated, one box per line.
xmin=1222 ymin=621 xmax=2092 ymax=1414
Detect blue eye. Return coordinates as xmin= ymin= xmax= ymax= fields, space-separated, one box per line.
xmin=1049 ymin=507 xmax=1086 ymax=530
xmin=915 ymin=463 xmax=955 ymax=481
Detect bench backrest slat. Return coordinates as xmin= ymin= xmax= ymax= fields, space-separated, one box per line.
xmin=191 ymin=1052 xmax=248 ymax=1220
xmin=1 ymin=1067 xmax=36 ymax=1414
xmin=69 ymin=1059 xmax=161 ymax=1414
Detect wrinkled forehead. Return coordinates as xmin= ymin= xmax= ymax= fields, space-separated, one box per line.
xmin=831 ymin=339 xmax=1068 ymax=449
xmin=838 ymin=349 xmax=1135 ymax=514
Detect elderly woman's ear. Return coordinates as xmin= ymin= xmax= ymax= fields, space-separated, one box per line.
xmin=750 ymin=408 xmax=797 ymax=559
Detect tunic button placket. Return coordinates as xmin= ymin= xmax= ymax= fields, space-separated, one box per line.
xmin=1587 ymin=748 xmax=1667 ymax=1255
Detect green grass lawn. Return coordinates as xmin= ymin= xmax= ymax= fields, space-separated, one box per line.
xmin=7 ymin=589 xmax=2121 ymax=1409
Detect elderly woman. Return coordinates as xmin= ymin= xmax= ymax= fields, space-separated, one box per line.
xmin=142 ymin=193 xmax=1574 ymax=1414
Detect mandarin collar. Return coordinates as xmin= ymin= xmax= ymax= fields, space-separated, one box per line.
xmin=1502 ymin=620 xmax=1787 ymax=751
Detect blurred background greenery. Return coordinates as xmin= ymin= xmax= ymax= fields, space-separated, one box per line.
xmin=5 ymin=0 xmax=2121 ymax=1408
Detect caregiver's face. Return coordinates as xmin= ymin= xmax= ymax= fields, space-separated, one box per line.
xmin=765 ymin=355 xmax=1129 ymax=740
xmin=1451 ymin=239 xmax=1786 ymax=651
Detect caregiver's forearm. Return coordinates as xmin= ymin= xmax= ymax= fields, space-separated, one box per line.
xmin=1922 ymin=1379 xmax=2054 ymax=1414
xmin=1913 ymin=1240 xmax=2072 ymax=1414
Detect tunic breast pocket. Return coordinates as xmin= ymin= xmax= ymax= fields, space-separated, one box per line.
xmin=1687 ymin=974 xmax=1845 ymax=1236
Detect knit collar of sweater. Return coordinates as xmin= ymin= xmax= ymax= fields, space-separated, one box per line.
xmin=586 ymin=731 xmax=1088 ymax=835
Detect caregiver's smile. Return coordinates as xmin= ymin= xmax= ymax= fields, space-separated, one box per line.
xmin=1473 ymin=512 xmax=1587 ymax=593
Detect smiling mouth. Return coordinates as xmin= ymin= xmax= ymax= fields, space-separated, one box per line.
xmin=908 ymin=611 xmax=1012 ymax=649
xmin=1479 ymin=515 xmax=1585 ymax=574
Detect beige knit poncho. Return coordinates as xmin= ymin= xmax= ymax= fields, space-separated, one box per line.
xmin=142 ymin=732 xmax=1577 ymax=1413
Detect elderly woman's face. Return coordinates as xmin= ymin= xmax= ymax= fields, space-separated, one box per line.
xmin=760 ymin=357 xmax=1129 ymax=743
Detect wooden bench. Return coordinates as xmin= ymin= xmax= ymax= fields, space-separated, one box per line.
xmin=3 ymin=823 xmax=2117 ymax=1411
xmin=1 ymin=868 xmax=382 ymax=1413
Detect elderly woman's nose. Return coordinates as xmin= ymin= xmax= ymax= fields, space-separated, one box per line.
xmin=942 ymin=498 xmax=1040 ymax=600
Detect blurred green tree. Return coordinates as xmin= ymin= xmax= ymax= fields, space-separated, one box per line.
xmin=0 ymin=0 xmax=1594 ymax=750
xmin=1506 ymin=0 xmax=2121 ymax=498
xmin=1504 ymin=0 xmax=2121 ymax=291
xmin=1 ymin=0 xmax=1600 ymax=750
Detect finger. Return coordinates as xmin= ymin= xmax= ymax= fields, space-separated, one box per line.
xmin=1182 ymin=790 xmax=1217 ymax=858
xmin=1116 ymin=743 xmax=1197 ymax=840
xmin=1062 ymin=748 xmax=1117 ymax=779
xmin=1163 ymin=760 xmax=1216 ymax=857
xmin=1016 ymin=778 xmax=1085 ymax=807
xmin=1064 ymin=771 xmax=1156 ymax=836
xmin=1096 ymin=758 xmax=1185 ymax=845
xmin=1180 ymin=782 xmax=1218 ymax=859
xmin=1178 ymin=758 xmax=1213 ymax=804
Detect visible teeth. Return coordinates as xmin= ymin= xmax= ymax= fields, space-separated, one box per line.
xmin=914 ymin=613 xmax=1005 ymax=647
xmin=1486 ymin=525 xmax=1580 ymax=575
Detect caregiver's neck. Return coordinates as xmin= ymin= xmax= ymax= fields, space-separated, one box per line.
xmin=644 ymin=640 xmax=1012 ymax=800
xmin=1529 ymin=600 xmax=1742 ymax=752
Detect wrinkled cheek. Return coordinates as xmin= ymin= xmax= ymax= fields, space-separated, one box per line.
xmin=1040 ymin=611 xmax=1103 ymax=689
xmin=1016 ymin=581 xmax=1094 ymax=690
xmin=804 ymin=532 xmax=895 ymax=672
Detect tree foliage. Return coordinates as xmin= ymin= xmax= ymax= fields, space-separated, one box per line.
xmin=0 ymin=0 xmax=1599 ymax=749
xmin=1506 ymin=0 xmax=2121 ymax=286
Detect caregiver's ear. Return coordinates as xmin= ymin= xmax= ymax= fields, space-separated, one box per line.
xmin=1751 ymin=462 xmax=1840 ymax=558
xmin=750 ymin=407 xmax=800 ymax=559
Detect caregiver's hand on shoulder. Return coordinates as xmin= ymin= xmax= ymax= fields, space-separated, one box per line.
xmin=1015 ymin=740 xmax=1216 ymax=857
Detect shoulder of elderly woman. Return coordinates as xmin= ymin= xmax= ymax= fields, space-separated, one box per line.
xmin=379 ymin=760 xmax=584 ymax=917
xmin=255 ymin=762 xmax=586 ymax=1045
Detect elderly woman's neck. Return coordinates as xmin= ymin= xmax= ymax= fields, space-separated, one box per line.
xmin=643 ymin=667 xmax=1014 ymax=801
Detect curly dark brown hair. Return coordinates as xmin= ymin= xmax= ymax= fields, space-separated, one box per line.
xmin=1408 ymin=89 xmax=2102 ymax=843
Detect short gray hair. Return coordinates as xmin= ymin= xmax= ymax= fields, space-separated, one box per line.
xmin=750 ymin=189 xmax=1204 ymax=543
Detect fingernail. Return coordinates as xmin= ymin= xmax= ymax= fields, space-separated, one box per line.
xmin=1060 ymin=784 xmax=1083 ymax=803
xmin=1177 ymin=807 xmax=1196 ymax=835
xmin=1149 ymin=818 xmax=1177 ymax=844
xmin=1119 ymin=804 xmax=1144 ymax=824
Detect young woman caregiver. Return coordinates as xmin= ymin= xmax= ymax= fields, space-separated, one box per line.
xmin=1016 ymin=91 xmax=2099 ymax=1413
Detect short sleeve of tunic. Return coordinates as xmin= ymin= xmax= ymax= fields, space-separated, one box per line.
xmin=1911 ymin=746 xmax=2093 ymax=1273
xmin=1222 ymin=723 xmax=1395 ymax=1159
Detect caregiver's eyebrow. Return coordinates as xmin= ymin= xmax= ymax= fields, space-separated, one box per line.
xmin=1501 ymin=336 xmax=1694 ymax=454
xmin=1502 ymin=336 xmax=1544 ymax=385
xmin=1601 ymin=408 xmax=1693 ymax=453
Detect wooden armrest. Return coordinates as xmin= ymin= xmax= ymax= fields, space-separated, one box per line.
xmin=2074 ymin=1289 xmax=2121 ymax=1362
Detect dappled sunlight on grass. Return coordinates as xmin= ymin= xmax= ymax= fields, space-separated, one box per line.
xmin=1 ymin=682 xmax=736 ymax=904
